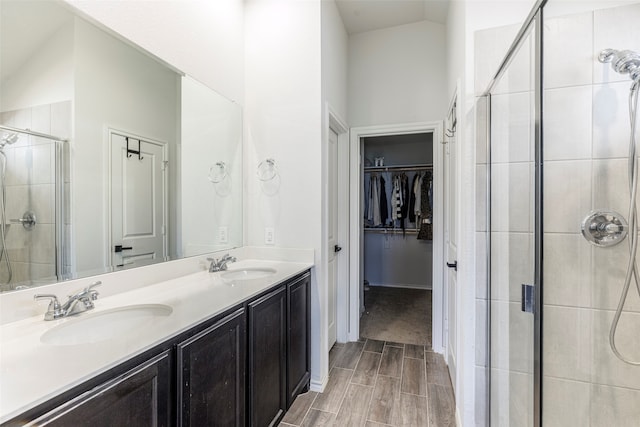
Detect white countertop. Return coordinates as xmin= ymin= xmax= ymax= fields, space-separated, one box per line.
xmin=0 ymin=258 xmax=312 ymax=423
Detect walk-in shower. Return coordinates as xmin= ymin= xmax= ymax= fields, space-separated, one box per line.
xmin=0 ymin=123 xmax=67 ymax=291
xmin=0 ymin=131 xmax=19 ymax=283
xmin=479 ymin=1 xmax=640 ymax=426
xmin=584 ymin=48 xmax=640 ymax=366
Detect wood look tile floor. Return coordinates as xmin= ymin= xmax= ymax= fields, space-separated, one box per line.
xmin=280 ymin=339 xmax=455 ymax=427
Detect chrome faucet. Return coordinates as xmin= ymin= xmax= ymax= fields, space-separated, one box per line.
xmin=208 ymin=254 xmax=237 ymax=272
xmin=34 ymin=281 xmax=101 ymax=321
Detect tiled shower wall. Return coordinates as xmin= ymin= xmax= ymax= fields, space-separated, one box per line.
xmin=542 ymin=4 xmax=640 ymax=426
xmin=475 ymin=3 xmax=640 ymax=426
xmin=0 ymin=101 xmax=70 ymax=290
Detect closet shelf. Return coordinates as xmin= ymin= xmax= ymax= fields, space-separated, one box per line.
xmin=364 ymin=163 xmax=432 ymax=173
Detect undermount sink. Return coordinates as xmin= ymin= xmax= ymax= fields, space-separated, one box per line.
xmin=221 ymin=267 xmax=277 ymax=282
xmin=40 ymin=304 xmax=173 ymax=346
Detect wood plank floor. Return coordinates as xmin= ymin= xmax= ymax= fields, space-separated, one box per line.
xmin=280 ymin=339 xmax=455 ymax=427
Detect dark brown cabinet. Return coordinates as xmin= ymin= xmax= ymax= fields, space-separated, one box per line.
xmin=28 ymin=351 xmax=172 ymax=427
xmin=287 ymin=273 xmax=311 ymax=406
xmin=8 ymin=270 xmax=311 ymax=427
xmin=248 ymin=285 xmax=288 ymax=427
xmin=177 ymin=307 xmax=246 ymax=427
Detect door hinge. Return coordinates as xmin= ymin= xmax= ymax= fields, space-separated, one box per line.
xmin=521 ymin=284 xmax=535 ymax=313
xmin=161 ymin=226 xmax=166 ymax=235
xmin=161 ymin=161 xmax=168 ymax=171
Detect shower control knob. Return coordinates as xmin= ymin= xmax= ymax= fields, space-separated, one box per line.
xmin=581 ymin=210 xmax=628 ymax=247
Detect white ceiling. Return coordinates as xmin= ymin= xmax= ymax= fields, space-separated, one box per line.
xmin=335 ymin=0 xmax=450 ymax=34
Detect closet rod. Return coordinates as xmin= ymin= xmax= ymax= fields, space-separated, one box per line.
xmin=364 ymin=228 xmax=419 ymax=234
xmin=364 ymin=164 xmax=432 ymax=173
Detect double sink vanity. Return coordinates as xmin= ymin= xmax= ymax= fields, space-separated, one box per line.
xmin=0 ymin=250 xmax=313 ymax=426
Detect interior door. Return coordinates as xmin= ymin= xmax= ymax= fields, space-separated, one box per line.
xmin=444 ymin=103 xmax=458 ymax=390
xmin=111 ymin=132 xmax=166 ymax=269
xmin=327 ymin=128 xmax=339 ymax=348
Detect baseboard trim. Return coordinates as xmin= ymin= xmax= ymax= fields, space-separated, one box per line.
xmin=367 ymin=282 xmax=433 ymax=291
xmin=310 ymin=375 xmax=328 ymax=393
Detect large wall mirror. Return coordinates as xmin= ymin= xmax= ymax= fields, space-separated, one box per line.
xmin=0 ymin=1 xmax=243 ymax=292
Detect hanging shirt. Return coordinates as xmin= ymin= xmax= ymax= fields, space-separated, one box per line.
xmin=372 ymin=175 xmax=381 ymax=226
xmin=379 ymin=175 xmax=388 ymax=226
xmin=408 ymin=173 xmax=418 ymax=222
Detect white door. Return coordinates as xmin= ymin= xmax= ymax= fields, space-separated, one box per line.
xmin=111 ymin=132 xmax=167 ymax=269
xmin=444 ymin=106 xmax=458 ymax=390
xmin=328 ymin=128 xmax=340 ymax=348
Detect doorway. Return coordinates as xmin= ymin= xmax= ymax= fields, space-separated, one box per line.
xmin=346 ymin=122 xmax=444 ymax=352
xmin=109 ymin=130 xmax=168 ymax=270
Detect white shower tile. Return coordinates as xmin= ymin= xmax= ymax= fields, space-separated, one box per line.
xmin=9 ymin=146 xmax=30 ymax=185
xmin=5 ymin=223 xmax=29 ymax=263
xmin=592 ymin=309 xmax=640 ymax=389
xmin=474 ymin=24 xmax=520 ymax=96
xmin=542 ymin=377 xmax=590 ymax=427
xmin=5 ymin=185 xmax=29 ymax=223
xmin=30 ymin=184 xmax=55 ymax=225
xmin=594 ymin=3 xmax=640 ymax=85
xmin=490 ymin=368 xmax=534 ymax=427
xmin=490 ymin=300 xmax=534 ymax=374
xmin=29 ymin=224 xmax=55 ymax=264
xmin=543 ymin=306 xmax=592 ymax=382
xmin=476 ymin=96 xmax=489 ymax=165
xmin=490 ymin=92 xmax=531 ymax=164
xmin=592 ymin=158 xmax=628 ymax=218
xmin=475 ymin=366 xmax=488 ymax=427
xmin=31 ymin=104 xmax=51 ymax=135
xmin=476 ymin=299 xmax=488 ymax=367
xmin=543 ymin=233 xmax=592 ymax=308
xmin=492 ymin=35 xmax=533 ymax=96
xmin=490 ymin=232 xmax=533 ymax=303
xmin=544 ymin=12 xmax=593 ymax=89
xmin=28 ymin=263 xmax=56 ymax=284
xmin=491 ymin=162 xmax=532 ymax=233
xmin=591 ymin=383 xmax=640 ymax=426
xmin=476 ymin=231 xmax=487 ymax=299
xmin=30 ymin=144 xmax=53 ymax=184
xmin=543 ymin=86 xmax=592 ymax=161
xmin=476 ymin=164 xmax=487 ymax=232
xmin=51 ymin=101 xmax=71 ymax=139
xmin=593 ymin=81 xmax=635 ymax=159
xmin=543 ymin=160 xmax=592 ymax=233
xmin=591 ymin=240 xmax=640 ymax=313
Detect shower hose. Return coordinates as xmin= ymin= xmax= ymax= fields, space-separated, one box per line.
xmin=0 ymin=150 xmax=12 ymax=283
xmin=611 ymin=80 xmax=640 ymax=366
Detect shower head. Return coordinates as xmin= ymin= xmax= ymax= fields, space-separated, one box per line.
xmin=599 ymin=48 xmax=640 ymax=84
xmin=0 ymin=133 xmax=18 ymax=148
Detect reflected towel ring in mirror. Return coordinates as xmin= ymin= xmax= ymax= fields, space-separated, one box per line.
xmin=257 ymin=158 xmax=278 ymax=181
xmin=208 ymin=161 xmax=228 ymax=183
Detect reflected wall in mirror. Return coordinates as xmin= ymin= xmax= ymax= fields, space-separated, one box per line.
xmin=0 ymin=0 xmax=243 ymax=292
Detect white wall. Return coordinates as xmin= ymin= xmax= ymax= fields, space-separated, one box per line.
xmin=0 ymin=24 xmax=74 ymax=112
xmin=446 ymin=1 xmax=537 ymax=426
xmin=322 ymin=0 xmax=349 ymax=122
xmin=64 ymin=0 xmax=244 ymax=104
xmin=244 ymin=0 xmax=326 ymax=388
xmin=348 ymin=20 xmax=447 ymax=127
xmin=73 ymin=17 xmax=179 ymax=275
xmin=181 ymin=76 xmax=243 ymax=255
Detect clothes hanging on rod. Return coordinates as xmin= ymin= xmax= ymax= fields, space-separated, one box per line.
xmin=417 ymin=170 xmax=433 ymax=241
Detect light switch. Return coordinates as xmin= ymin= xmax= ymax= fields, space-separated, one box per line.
xmin=265 ymin=227 xmax=275 ymax=245
xmin=219 ymin=226 xmax=228 ymax=244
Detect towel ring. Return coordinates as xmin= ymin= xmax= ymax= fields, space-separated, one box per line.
xmin=208 ymin=161 xmax=228 ymax=183
xmin=257 ymin=158 xmax=278 ymax=181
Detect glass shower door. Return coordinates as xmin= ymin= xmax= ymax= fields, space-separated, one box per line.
xmin=488 ymin=22 xmax=537 ymax=427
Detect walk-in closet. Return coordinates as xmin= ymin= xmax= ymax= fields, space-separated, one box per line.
xmin=360 ymin=132 xmax=433 ymax=348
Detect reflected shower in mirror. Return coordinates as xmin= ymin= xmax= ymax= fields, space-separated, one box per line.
xmin=0 ymin=1 xmax=243 ymax=292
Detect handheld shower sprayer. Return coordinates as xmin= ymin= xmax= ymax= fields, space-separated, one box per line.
xmin=0 ymin=133 xmax=19 ymax=149
xmin=596 ymin=48 xmax=640 ymax=366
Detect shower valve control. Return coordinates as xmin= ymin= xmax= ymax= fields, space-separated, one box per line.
xmin=581 ymin=210 xmax=628 ymax=247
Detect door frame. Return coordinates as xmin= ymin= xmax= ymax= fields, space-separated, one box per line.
xmin=347 ymin=121 xmax=445 ymax=353
xmin=323 ymin=105 xmax=350 ymax=344
xmin=106 ymin=127 xmax=169 ymax=269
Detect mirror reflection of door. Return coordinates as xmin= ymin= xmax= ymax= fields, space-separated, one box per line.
xmin=110 ymin=131 xmax=167 ymax=269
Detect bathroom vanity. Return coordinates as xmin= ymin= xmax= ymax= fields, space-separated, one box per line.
xmin=0 ymin=256 xmax=312 ymax=427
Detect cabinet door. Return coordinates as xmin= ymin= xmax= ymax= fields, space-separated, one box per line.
xmin=28 ymin=351 xmax=172 ymax=427
xmin=176 ymin=308 xmax=246 ymax=427
xmin=287 ymin=273 xmax=311 ymax=406
xmin=248 ymin=286 xmax=287 ymax=427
